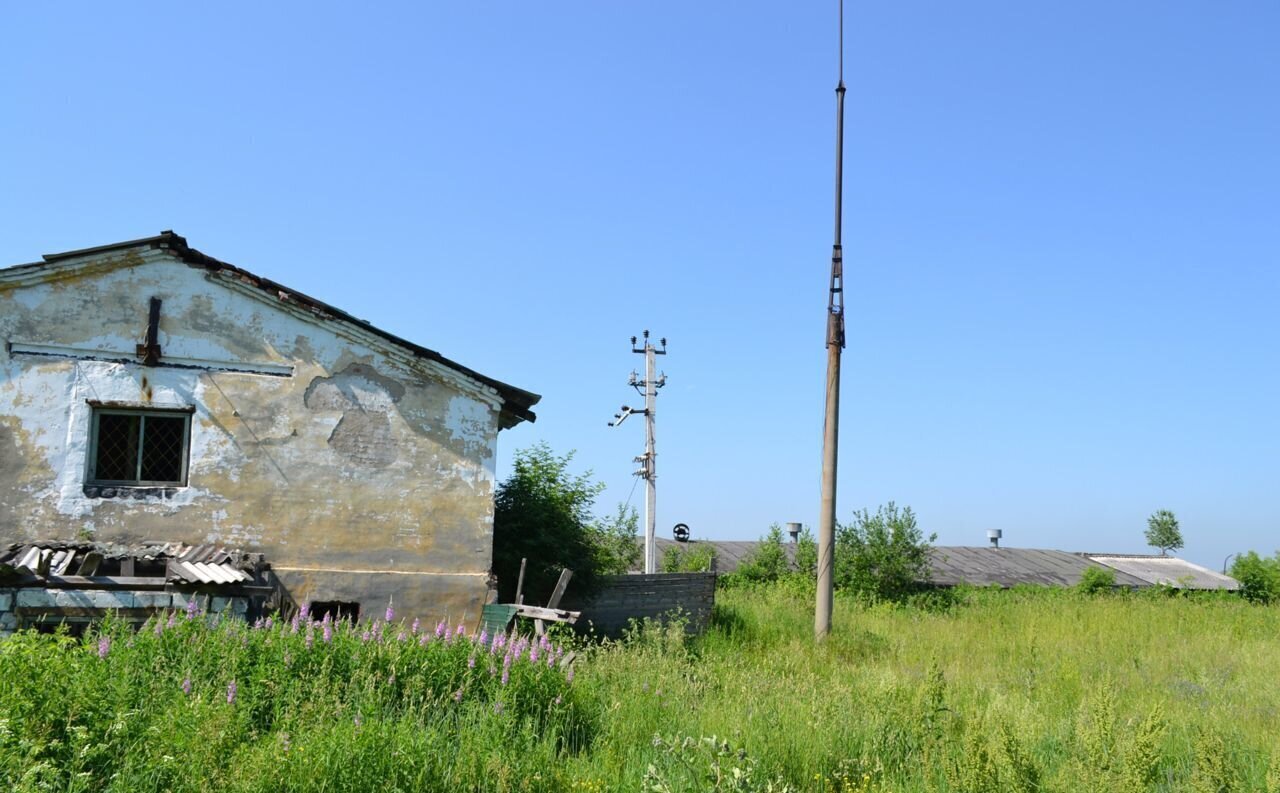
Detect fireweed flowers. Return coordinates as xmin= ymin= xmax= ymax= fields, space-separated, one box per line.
xmin=97 ymin=636 xmax=111 ymax=659
xmin=227 ymin=680 xmax=237 ymax=704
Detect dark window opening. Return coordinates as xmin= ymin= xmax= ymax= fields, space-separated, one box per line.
xmin=31 ymin=619 xmax=92 ymax=638
xmin=89 ymin=408 xmax=191 ymax=486
xmin=310 ymin=601 xmax=360 ymax=622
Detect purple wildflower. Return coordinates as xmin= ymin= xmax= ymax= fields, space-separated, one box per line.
xmin=477 ymin=629 xmax=488 ymax=646
xmin=456 ymin=623 xmax=466 ymax=638
xmin=97 ymin=636 xmax=111 ymax=659
xmin=305 ymin=630 xmax=314 ymax=649
xmin=501 ymin=669 xmax=510 ymax=686
xmin=153 ymin=619 xmax=164 ymax=636
xmin=385 ymin=603 xmax=394 ymax=622
xmin=361 ymin=630 xmax=371 ymax=643
xmin=227 ymin=680 xmax=237 ymax=704
xmin=253 ymin=617 xmax=265 ymax=630
xmin=468 ymin=655 xmax=476 ymax=669
xmin=299 ymin=603 xmax=310 ymax=620
xmin=453 ymin=688 xmax=463 ymax=703
xmin=186 ymin=599 xmax=198 ymax=619
xmin=530 ymin=647 xmax=539 ymax=663
xmin=290 ymin=615 xmax=299 ymax=634
xmin=566 ymin=667 xmax=575 ymax=683
xmin=418 ymin=634 xmax=430 ymax=646
xmin=265 ymin=616 xmax=274 ymax=630
xmin=182 ymin=676 xmax=192 ymax=695
xmin=411 ymin=618 xmax=420 ymax=635
xmin=323 ymin=622 xmax=334 ymax=643
xmin=547 ymin=653 xmax=555 ymax=668
xmin=397 ymin=631 xmax=407 ymax=642
xmin=435 ymin=620 xmax=447 ymax=638
xmin=554 ymin=695 xmax=562 ymax=705
xmin=167 ymin=612 xmax=176 ymax=628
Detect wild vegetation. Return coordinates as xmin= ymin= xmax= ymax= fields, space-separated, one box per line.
xmin=4 ymin=585 xmax=1279 ymax=792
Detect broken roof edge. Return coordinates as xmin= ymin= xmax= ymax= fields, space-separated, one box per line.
xmin=31 ymin=230 xmax=539 ymax=429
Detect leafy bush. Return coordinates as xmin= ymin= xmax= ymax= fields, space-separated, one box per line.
xmin=793 ymin=526 xmax=817 ymax=575
xmin=660 ymin=542 xmax=716 ymax=573
xmin=725 ymin=525 xmax=792 ymax=585
xmin=1229 ymin=551 xmax=1280 ymax=605
xmin=834 ymin=502 xmax=936 ymax=602
xmin=1077 ymin=565 xmax=1117 ymax=594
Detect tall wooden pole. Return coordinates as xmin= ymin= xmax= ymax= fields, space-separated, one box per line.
xmin=816 ymin=0 xmax=846 ymax=641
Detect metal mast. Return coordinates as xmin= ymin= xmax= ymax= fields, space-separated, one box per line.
xmin=816 ymin=0 xmax=846 ymax=641
xmin=608 ymin=330 xmax=668 ymax=573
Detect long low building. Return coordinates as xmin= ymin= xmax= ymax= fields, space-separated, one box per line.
xmin=652 ymin=538 xmax=1240 ymax=591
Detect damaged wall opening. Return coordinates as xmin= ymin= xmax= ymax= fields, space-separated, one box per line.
xmin=309 ymin=601 xmax=360 ymax=622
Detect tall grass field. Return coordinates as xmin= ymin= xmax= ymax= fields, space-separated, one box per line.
xmin=2 ymin=587 xmax=1278 ymax=792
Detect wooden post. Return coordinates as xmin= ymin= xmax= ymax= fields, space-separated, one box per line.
xmin=514 ymin=558 xmax=527 ymax=606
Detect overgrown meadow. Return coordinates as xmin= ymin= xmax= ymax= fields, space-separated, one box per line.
xmin=3 ymin=587 xmax=1280 ymax=792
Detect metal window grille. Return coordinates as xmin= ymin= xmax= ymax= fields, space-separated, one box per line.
xmin=90 ymin=409 xmax=190 ymax=486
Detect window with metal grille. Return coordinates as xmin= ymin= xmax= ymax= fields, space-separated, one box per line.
xmin=88 ymin=408 xmax=191 ymax=486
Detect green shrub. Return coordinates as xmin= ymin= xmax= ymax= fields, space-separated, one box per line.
xmin=660 ymin=542 xmax=716 ymax=573
xmin=834 ymin=502 xmax=936 ymax=602
xmin=724 ymin=524 xmax=792 ymax=585
xmin=1078 ymin=565 xmax=1118 ymax=594
xmin=1229 ymin=551 xmax=1280 ymax=604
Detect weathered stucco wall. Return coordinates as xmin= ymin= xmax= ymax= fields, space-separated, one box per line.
xmin=0 ymin=247 xmax=507 ymax=623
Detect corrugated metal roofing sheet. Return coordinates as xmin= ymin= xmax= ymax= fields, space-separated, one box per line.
xmin=0 ymin=540 xmax=263 ymax=587
xmin=927 ymin=547 xmax=1149 ymax=588
xmin=1085 ymin=555 xmax=1239 ymax=591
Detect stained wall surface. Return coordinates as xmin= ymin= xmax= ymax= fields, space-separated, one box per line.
xmin=0 ymin=246 xmax=513 ymax=623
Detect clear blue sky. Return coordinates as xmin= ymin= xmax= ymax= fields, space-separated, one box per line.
xmin=3 ymin=2 xmax=1277 ymax=569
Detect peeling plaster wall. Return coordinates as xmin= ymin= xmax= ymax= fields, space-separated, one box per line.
xmin=0 ymin=250 xmax=503 ymax=623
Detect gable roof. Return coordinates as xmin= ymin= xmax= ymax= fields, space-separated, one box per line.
xmin=2 ymin=231 xmax=539 ymax=428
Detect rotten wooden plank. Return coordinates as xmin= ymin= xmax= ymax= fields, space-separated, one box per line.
xmin=546 ymin=569 xmax=573 ymax=610
xmin=513 ymin=604 xmax=580 ymax=625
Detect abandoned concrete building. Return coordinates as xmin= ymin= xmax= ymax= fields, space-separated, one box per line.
xmin=0 ymin=231 xmax=539 ymax=634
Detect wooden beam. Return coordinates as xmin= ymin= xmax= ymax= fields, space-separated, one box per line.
xmin=513 ymin=604 xmax=580 ymax=625
xmin=546 ymin=569 xmax=573 ymax=610
xmin=514 ymin=557 xmax=527 ymax=606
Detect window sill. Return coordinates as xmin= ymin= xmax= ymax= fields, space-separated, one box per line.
xmin=83 ymin=485 xmax=186 ymax=500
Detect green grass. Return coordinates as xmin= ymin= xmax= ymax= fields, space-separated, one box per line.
xmin=3 ymin=588 xmax=1279 ymax=792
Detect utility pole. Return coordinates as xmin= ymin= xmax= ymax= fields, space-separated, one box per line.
xmin=816 ymin=0 xmax=847 ymax=641
xmin=608 ymin=330 xmax=667 ymax=573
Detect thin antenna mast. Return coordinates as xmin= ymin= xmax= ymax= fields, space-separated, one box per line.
xmin=816 ymin=0 xmax=846 ymax=641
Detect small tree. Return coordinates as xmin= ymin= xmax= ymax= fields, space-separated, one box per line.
xmin=834 ymin=502 xmax=936 ymax=602
xmin=491 ymin=443 xmax=605 ymax=602
xmin=591 ymin=503 xmax=642 ymax=575
xmin=793 ymin=526 xmax=817 ymax=576
xmin=1145 ymin=510 xmax=1184 ymax=557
